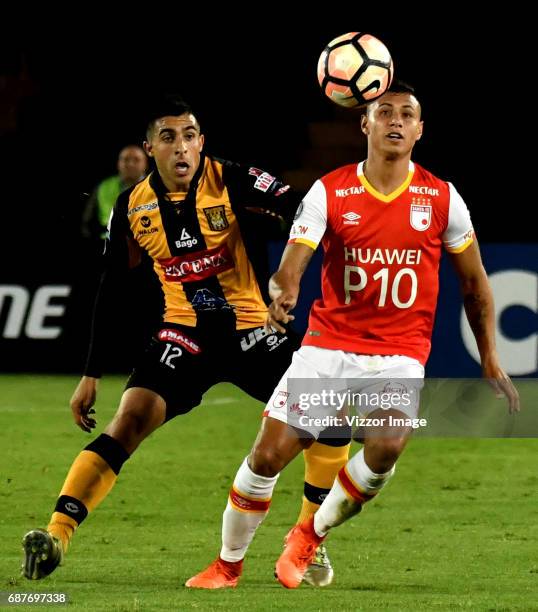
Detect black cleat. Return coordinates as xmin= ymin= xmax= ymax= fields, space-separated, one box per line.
xmin=22 ymin=529 xmax=63 ymax=580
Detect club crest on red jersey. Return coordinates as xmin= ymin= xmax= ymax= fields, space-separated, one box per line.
xmin=273 ymin=391 xmax=290 ymax=408
xmin=410 ymin=201 xmax=432 ymax=231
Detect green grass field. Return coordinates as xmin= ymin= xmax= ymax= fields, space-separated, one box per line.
xmin=1 ymin=375 xmax=537 ymax=611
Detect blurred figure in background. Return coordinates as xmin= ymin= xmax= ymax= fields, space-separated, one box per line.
xmin=81 ymin=145 xmax=148 ymax=241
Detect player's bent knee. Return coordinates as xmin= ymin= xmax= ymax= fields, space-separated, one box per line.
xmin=249 ymin=446 xmax=289 ymax=477
xmin=105 ymin=389 xmax=166 ymax=453
xmin=104 ymin=418 xmax=145 ymax=454
xmin=383 ymin=437 xmax=407 ymax=462
xmin=368 ymin=436 xmax=407 ymax=468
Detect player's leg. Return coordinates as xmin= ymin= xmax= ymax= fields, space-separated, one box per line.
xmin=298 ymin=429 xmax=351 ymax=523
xmin=276 ymin=409 xmax=413 ymax=588
xmin=313 ymin=409 xmax=411 ymax=535
xmin=232 ymin=328 xmax=351 ymax=585
xmin=185 ymin=415 xmax=310 ymax=588
xmin=276 ymin=356 xmax=424 ymax=588
xmin=313 ymin=358 xmax=424 ymax=537
xmin=46 ymin=388 xmax=166 ymax=548
xmin=187 ymin=343 xmax=335 ymax=589
xmin=299 ymin=428 xmax=350 ymax=586
xmin=23 ymin=325 xmax=210 ymax=580
xmin=23 ymin=387 xmax=166 ymax=580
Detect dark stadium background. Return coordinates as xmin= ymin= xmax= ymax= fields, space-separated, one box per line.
xmin=3 ymin=25 xmax=528 ymax=241
xmin=1 ymin=24 xmax=534 ymax=372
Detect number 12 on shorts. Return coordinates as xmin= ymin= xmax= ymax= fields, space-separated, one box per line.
xmin=160 ymin=343 xmax=182 ymax=369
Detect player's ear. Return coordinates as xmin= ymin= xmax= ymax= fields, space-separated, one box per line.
xmin=415 ymin=120 xmax=424 ymax=141
xmin=361 ymin=113 xmax=369 ymax=136
xmin=199 ymin=133 xmax=205 ymax=151
xmin=143 ymin=141 xmax=153 ymax=158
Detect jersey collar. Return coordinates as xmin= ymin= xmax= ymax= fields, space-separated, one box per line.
xmin=357 ymin=160 xmax=415 ymax=203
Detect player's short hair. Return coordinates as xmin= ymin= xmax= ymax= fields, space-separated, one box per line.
xmin=365 ymin=79 xmax=421 ymax=118
xmin=145 ymin=95 xmax=200 ymax=139
xmin=388 ymin=80 xmax=421 ymax=117
xmin=387 ymin=79 xmax=417 ymax=96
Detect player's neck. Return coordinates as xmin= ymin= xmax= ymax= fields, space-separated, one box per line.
xmin=162 ymin=175 xmax=191 ymax=194
xmin=363 ymin=154 xmax=411 ymax=195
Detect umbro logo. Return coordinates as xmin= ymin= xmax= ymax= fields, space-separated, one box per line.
xmin=65 ymin=502 xmax=79 ymax=513
xmin=342 ymin=212 xmax=361 ymax=225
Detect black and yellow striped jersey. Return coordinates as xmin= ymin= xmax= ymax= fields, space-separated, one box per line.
xmin=84 ymin=153 xmax=301 ymax=376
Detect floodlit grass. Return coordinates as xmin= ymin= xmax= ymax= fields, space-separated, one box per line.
xmin=1 ymin=375 xmax=537 ymax=610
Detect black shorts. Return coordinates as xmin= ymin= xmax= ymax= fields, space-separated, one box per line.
xmin=126 ymin=322 xmax=300 ymax=421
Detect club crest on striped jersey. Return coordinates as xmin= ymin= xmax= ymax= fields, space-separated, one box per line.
xmin=410 ymin=201 xmax=432 ymax=231
xmin=204 ymin=205 xmax=229 ymax=231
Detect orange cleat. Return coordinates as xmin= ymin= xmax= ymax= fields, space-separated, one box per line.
xmin=185 ymin=557 xmax=243 ymax=589
xmin=275 ymin=517 xmax=325 ymax=589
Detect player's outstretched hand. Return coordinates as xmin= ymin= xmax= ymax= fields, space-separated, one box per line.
xmin=483 ymin=360 xmax=520 ymax=414
xmin=266 ymin=294 xmax=296 ymax=334
xmin=70 ymin=376 xmax=99 ymax=432
xmin=265 ymin=276 xmax=297 ymax=334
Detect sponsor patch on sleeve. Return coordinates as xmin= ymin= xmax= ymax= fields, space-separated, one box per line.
xmin=249 ymin=167 xmax=276 ymax=192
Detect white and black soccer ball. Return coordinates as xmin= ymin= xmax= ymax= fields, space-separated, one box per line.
xmin=317 ymin=32 xmax=394 ymax=108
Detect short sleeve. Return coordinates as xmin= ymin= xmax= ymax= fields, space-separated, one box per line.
xmin=443 ymin=182 xmax=475 ymax=253
xmin=288 ymin=180 xmax=328 ymax=250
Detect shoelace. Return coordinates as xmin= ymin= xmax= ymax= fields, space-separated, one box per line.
xmin=313 ymin=546 xmax=328 ymax=565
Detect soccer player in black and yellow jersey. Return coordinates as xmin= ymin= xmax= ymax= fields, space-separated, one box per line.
xmin=22 ymin=96 xmax=350 ymax=587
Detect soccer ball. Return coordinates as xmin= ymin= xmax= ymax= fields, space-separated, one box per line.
xmin=317 ymin=32 xmax=394 ymax=108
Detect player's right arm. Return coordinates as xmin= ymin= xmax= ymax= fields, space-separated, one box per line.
xmin=70 ymin=191 xmax=142 ymax=432
xmin=70 ymin=376 xmax=99 ymax=432
xmin=266 ymin=243 xmax=315 ymax=333
xmin=266 ymin=179 xmax=327 ymax=333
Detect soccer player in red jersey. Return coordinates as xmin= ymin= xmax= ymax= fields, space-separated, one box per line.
xmin=186 ymin=81 xmax=519 ymax=589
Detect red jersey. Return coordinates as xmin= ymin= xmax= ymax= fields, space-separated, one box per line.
xmin=288 ymin=161 xmax=474 ymax=364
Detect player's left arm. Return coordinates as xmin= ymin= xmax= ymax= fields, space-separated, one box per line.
xmin=222 ymin=160 xmax=303 ymax=224
xmin=448 ymin=241 xmax=520 ymax=413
